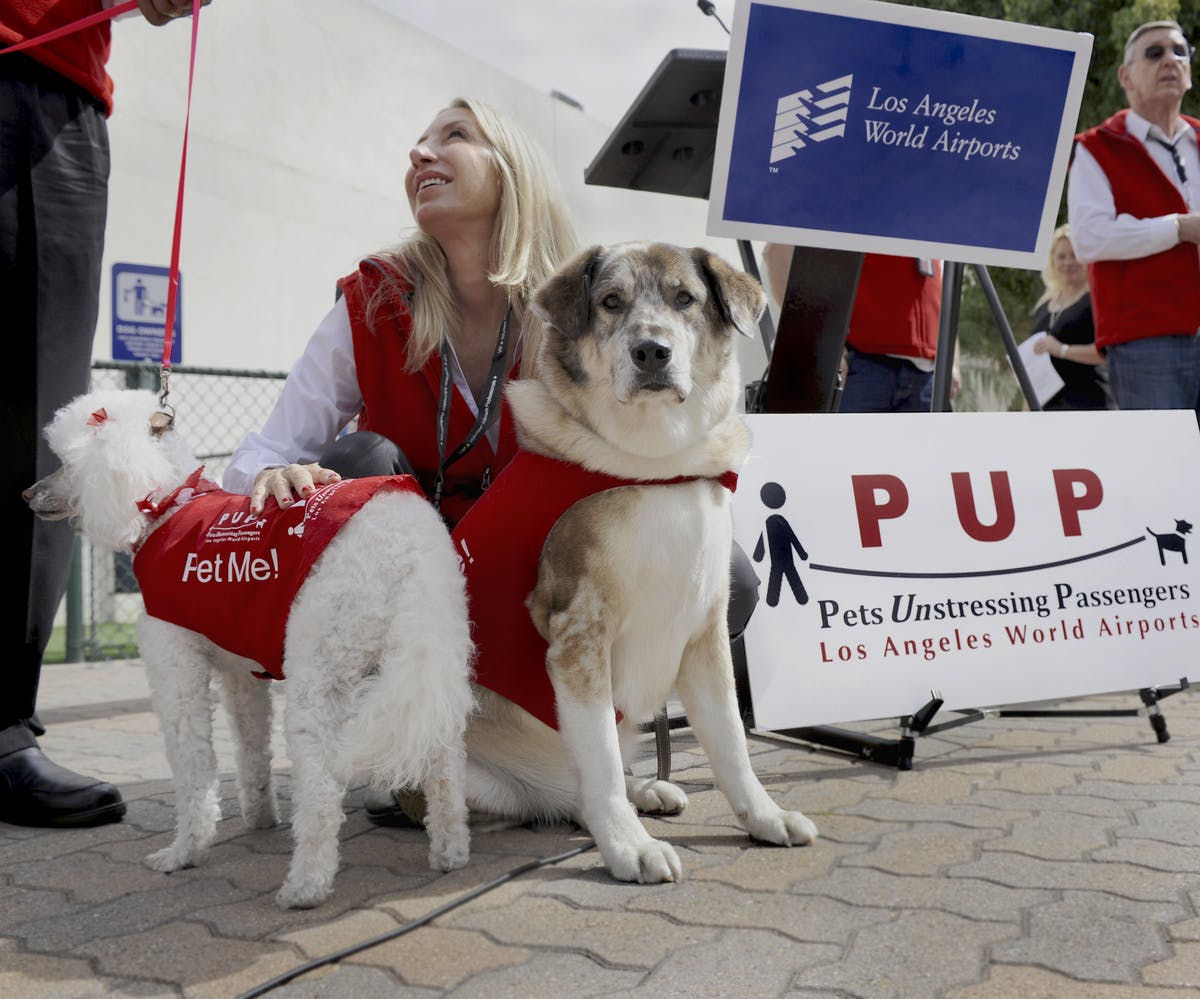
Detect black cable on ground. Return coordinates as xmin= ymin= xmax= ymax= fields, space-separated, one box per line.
xmin=235 ymin=840 xmax=596 ymax=999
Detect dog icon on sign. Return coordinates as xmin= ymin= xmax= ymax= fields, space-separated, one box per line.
xmin=1147 ymin=519 xmax=1192 ymax=566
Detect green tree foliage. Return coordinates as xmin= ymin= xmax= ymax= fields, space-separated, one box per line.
xmin=887 ymin=1 xmax=1196 ymax=383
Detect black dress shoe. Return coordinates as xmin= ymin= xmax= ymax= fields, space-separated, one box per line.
xmin=0 ymin=747 xmax=126 ymax=828
xmin=363 ymin=786 xmax=425 ymax=828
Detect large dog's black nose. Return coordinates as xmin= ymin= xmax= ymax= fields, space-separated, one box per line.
xmin=631 ymin=339 xmax=671 ymax=373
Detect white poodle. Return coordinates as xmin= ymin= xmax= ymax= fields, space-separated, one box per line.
xmin=25 ymin=389 xmax=475 ymax=908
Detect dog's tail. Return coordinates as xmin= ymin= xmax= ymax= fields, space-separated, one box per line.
xmin=333 ymin=557 xmax=477 ymax=792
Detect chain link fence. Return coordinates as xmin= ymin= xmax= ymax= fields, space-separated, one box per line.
xmin=55 ymin=362 xmax=287 ymax=663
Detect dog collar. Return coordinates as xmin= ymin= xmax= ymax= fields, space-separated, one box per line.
xmin=650 ymin=470 xmax=738 ymax=492
xmin=136 ymin=466 xmax=221 ymax=521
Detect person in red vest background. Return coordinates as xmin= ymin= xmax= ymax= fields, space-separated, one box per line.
xmin=762 ymin=245 xmax=960 ymax=412
xmin=0 ymin=1 xmax=206 ymax=829
xmin=1067 ymin=19 xmax=1200 ymax=416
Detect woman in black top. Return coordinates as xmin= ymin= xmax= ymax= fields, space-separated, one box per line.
xmin=1031 ymin=225 xmax=1114 ymax=410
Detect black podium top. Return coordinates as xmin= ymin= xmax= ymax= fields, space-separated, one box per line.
xmin=583 ymin=48 xmax=726 ymax=200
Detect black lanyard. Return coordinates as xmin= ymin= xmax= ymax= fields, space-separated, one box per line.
xmin=433 ymin=306 xmax=511 ymax=509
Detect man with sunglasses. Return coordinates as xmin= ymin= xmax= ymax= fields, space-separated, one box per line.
xmin=1068 ymin=20 xmax=1200 ymax=418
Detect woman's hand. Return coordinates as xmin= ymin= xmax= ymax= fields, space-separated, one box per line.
xmin=1033 ymin=335 xmax=1061 ymax=356
xmin=249 ymin=463 xmax=341 ymax=515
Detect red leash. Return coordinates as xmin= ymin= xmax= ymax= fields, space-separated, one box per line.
xmin=160 ymin=4 xmax=201 ymax=406
xmin=3 ymin=0 xmax=202 ymax=411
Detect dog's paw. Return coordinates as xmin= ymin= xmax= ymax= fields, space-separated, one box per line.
xmin=428 ymin=826 xmax=471 ymax=872
xmin=144 ymin=845 xmax=199 ymax=873
xmin=276 ymin=876 xmax=333 ymax=910
xmin=626 ymin=777 xmax=688 ymax=815
xmin=606 ymin=837 xmax=683 ymax=884
xmin=243 ymin=809 xmax=278 ymax=831
xmin=241 ymin=792 xmax=278 ymax=830
xmin=743 ymin=807 xmax=819 ymax=847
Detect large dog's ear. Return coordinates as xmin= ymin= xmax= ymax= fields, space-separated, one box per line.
xmin=532 ymin=245 xmax=603 ymax=339
xmin=692 ymin=248 xmax=765 ymax=338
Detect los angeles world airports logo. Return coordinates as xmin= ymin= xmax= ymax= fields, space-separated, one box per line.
xmin=770 ymin=74 xmax=853 ymax=163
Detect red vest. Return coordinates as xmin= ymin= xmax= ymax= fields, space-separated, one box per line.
xmin=132 ymin=469 xmax=425 ymax=679
xmin=1075 ymin=110 xmax=1200 ymax=348
xmin=337 ymin=258 xmax=520 ymax=529
xmin=1 ymin=1 xmax=114 ymax=114
xmin=846 ymin=254 xmax=942 ymax=359
xmin=452 ymin=451 xmax=737 ymax=730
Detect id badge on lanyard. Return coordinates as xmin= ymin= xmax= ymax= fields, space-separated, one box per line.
xmin=433 ymin=307 xmax=511 ymax=510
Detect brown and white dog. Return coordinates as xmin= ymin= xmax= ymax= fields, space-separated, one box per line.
xmin=461 ymin=242 xmax=818 ymax=882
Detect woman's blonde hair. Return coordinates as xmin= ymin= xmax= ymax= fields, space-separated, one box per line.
xmin=1034 ymin=223 xmax=1085 ymax=310
xmin=367 ymin=97 xmax=578 ymax=377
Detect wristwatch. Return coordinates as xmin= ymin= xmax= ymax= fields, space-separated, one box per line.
xmin=1058 ymin=342 xmax=1069 ymax=358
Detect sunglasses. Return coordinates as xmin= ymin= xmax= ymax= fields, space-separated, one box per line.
xmin=1141 ymin=41 xmax=1193 ymax=62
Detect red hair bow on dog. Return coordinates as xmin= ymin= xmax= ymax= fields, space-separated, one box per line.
xmin=87 ymin=408 xmax=109 ymax=427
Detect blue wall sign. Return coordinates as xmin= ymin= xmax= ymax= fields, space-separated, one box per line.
xmin=111 ymin=263 xmax=182 ymax=364
xmin=708 ymin=0 xmax=1093 ymax=268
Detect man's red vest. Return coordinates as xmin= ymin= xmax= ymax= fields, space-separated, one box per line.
xmin=846 ymin=254 xmax=942 ymax=359
xmin=132 ymin=470 xmax=425 ymax=679
xmin=337 ymin=258 xmax=520 ymax=529
xmin=451 ymin=451 xmax=737 ymax=730
xmin=1 ymin=1 xmax=114 ymax=113
xmin=1075 ymin=110 xmax=1200 ymax=349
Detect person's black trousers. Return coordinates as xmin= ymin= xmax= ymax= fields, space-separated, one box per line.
xmin=0 ymin=56 xmax=110 ymax=749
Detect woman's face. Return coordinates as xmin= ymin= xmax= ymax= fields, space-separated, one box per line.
xmin=1052 ymin=236 xmax=1084 ymax=288
xmin=405 ymin=108 xmax=502 ymax=240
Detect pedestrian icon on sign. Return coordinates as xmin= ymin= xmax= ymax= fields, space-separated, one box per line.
xmin=753 ymin=481 xmax=809 ymax=607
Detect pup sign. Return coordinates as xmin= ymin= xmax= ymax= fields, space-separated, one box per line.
xmin=734 ymin=411 xmax=1200 ymax=730
xmin=851 ymin=467 xmax=1103 ymax=547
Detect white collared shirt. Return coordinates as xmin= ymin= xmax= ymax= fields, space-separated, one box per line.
xmin=1067 ymin=109 xmax=1199 ymax=263
xmin=222 ymin=298 xmax=501 ymax=495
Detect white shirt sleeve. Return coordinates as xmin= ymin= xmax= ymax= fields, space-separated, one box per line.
xmin=1067 ymin=143 xmax=1181 ymax=263
xmin=222 ymin=298 xmax=364 ymax=494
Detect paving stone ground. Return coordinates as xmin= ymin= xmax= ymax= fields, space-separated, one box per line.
xmin=2 ymin=659 xmax=1199 ymax=998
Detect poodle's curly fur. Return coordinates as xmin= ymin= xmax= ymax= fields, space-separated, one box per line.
xmin=28 ymin=390 xmax=475 ymax=908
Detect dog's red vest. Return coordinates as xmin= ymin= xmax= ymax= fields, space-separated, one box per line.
xmin=132 ymin=469 xmax=425 ymax=679
xmin=452 ymin=451 xmax=737 ymax=730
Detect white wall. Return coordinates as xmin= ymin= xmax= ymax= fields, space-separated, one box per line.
xmin=101 ymin=0 xmax=767 ymax=379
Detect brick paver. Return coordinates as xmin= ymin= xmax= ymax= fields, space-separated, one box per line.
xmin=2 ymin=661 xmax=1199 ymax=997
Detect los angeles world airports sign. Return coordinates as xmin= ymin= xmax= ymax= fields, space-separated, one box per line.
xmin=708 ymin=0 xmax=1093 ymax=267
xmin=733 ymin=412 xmax=1200 ymax=731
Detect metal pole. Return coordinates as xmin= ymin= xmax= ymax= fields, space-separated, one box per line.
xmin=972 ymin=263 xmax=1041 ymax=411
xmin=65 ymin=536 xmax=84 ymax=663
xmin=737 ymin=239 xmax=777 ymax=360
xmin=931 ymin=261 xmax=963 ymax=412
